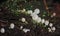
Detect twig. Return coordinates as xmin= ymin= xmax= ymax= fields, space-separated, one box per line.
xmin=43 ymin=0 xmax=49 ymax=13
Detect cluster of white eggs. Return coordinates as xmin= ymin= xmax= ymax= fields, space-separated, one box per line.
xmin=0 ymin=23 xmax=30 ymax=33
xmin=48 ymin=27 xmax=56 ymax=32
xmin=27 ymin=8 xmax=56 ymax=32
xmin=0 ymin=19 xmax=55 ymax=34
xmin=27 ymin=8 xmax=41 ymax=23
xmin=0 ymin=8 xmax=56 ymax=33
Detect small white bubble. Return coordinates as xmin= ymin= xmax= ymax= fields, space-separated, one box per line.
xmin=51 ymin=27 xmax=56 ymax=31
xmin=53 ymin=13 xmax=56 ymax=16
xmin=41 ymin=19 xmax=45 ymax=24
xmin=23 ymin=29 xmax=30 ymax=33
xmin=27 ymin=10 xmax=33 ymax=14
xmin=20 ymin=26 xmax=23 ymax=29
xmin=48 ymin=28 xmax=52 ymax=32
xmin=36 ymin=17 xmax=41 ymax=23
xmin=32 ymin=14 xmax=39 ymax=21
xmin=45 ymin=20 xmax=49 ymax=26
xmin=30 ymin=13 xmax=36 ymax=17
xmin=22 ymin=9 xmax=26 ymax=12
xmin=34 ymin=8 xmax=40 ymax=14
xmin=10 ymin=23 xmax=15 ymax=29
xmin=21 ymin=18 xmax=26 ymax=22
xmin=49 ymin=23 xmax=53 ymax=27
xmin=0 ymin=28 xmax=5 ymax=33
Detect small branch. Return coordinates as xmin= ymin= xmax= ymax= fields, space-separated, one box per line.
xmin=43 ymin=0 xmax=49 ymax=13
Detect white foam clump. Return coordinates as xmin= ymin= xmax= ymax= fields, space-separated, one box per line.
xmin=31 ymin=14 xmax=39 ymax=20
xmin=53 ymin=13 xmax=56 ymax=16
xmin=20 ymin=26 xmax=23 ymax=29
xmin=34 ymin=8 xmax=40 ymax=15
xmin=45 ymin=20 xmax=49 ymax=26
xmin=51 ymin=13 xmax=56 ymax=17
xmin=27 ymin=10 xmax=33 ymax=14
xmin=27 ymin=8 xmax=40 ymax=15
xmin=0 ymin=28 xmax=5 ymax=33
xmin=21 ymin=18 xmax=26 ymax=22
xmin=36 ymin=17 xmax=41 ymax=23
xmin=51 ymin=27 xmax=56 ymax=31
xmin=31 ymin=13 xmax=41 ymax=23
xmin=23 ymin=28 xmax=30 ymax=33
xmin=41 ymin=19 xmax=45 ymax=24
xmin=48 ymin=28 xmax=52 ymax=32
xmin=30 ymin=8 xmax=41 ymax=23
xmin=49 ymin=23 xmax=53 ymax=27
xmin=10 ymin=23 xmax=15 ymax=29
xmin=22 ymin=9 xmax=26 ymax=12
xmin=48 ymin=27 xmax=56 ymax=32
